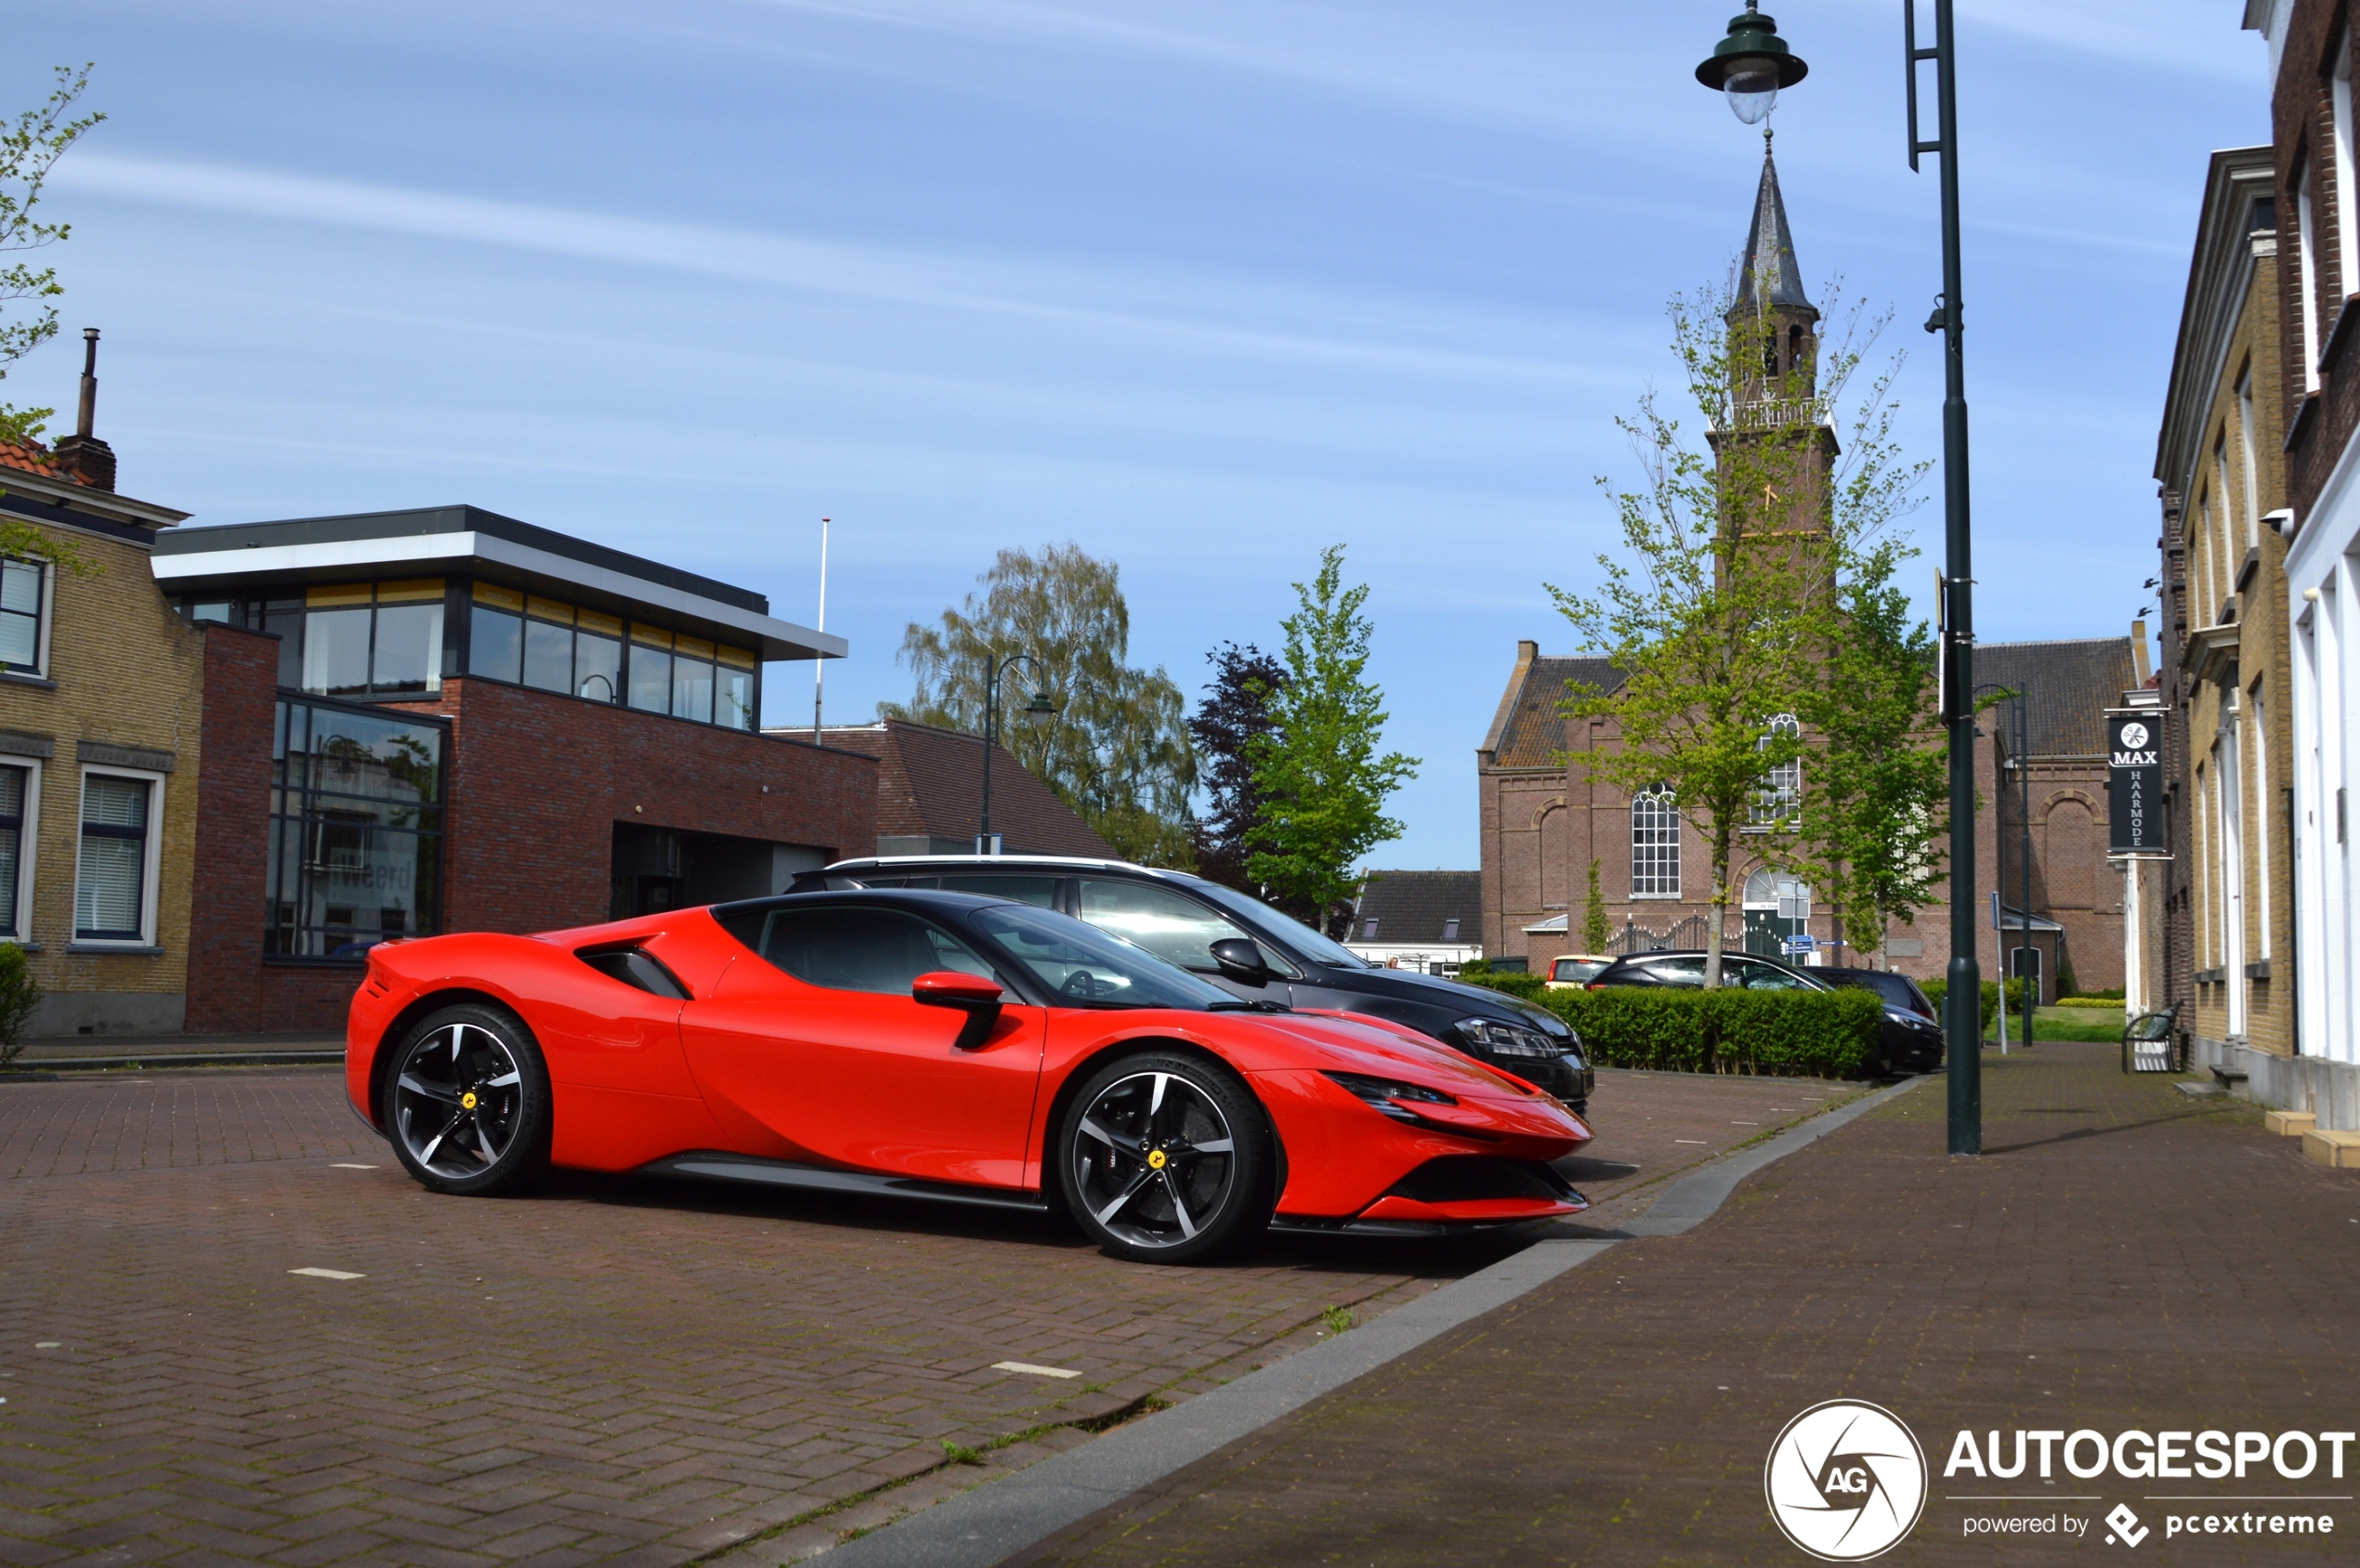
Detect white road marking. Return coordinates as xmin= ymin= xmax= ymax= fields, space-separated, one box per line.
xmin=288 ymin=1268 xmax=365 ymax=1280
xmin=34 ymin=1341 xmax=59 ymax=1349
xmin=991 ymin=1361 xmax=1082 ymax=1379
xmin=1674 ymin=1139 xmax=1709 ymax=1144
xmin=331 ymin=1163 xmax=378 ymax=1169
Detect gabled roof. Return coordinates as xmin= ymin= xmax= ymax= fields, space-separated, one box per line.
xmin=1481 ymin=647 xmax=1625 ymax=771
xmin=1730 ymin=139 xmax=1814 ymax=319
xmin=1353 ymin=870 xmax=1480 ymax=944
xmin=802 ymin=719 xmax=1114 ymax=857
xmin=0 ymin=437 xmax=89 ymax=488
xmin=1973 ymin=638 xmax=2137 ymax=758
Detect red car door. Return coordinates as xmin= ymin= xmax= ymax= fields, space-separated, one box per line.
xmin=681 ymin=905 xmax=1045 ymax=1189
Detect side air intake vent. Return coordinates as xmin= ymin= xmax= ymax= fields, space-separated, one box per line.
xmin=578 ymin=945 xmax=688 ymax=1000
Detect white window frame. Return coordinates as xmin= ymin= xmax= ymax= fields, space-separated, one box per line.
xmin=72 ymin=764 xmax=164 ymax=949
xmin=2196 ymin=496 xmax=2219 ymax=620
xmin=1632 ymin=789 xmax=1682 ymax=899
xmin=2216 ymin=439 xmax=2239 ymax=581
xmin=2251 ymin=685 xmax=2274 ymax=961
xmin=0 ymin=757 xmax=41 ymax=943
xmin=2300 ymin=157 xmax=2324 ymax=391
xmin=2336 ymin=33 xmax=2358 ymax=298
xmin=0 ymin=555 xmax=54 ymax=680
xmin=2236 ymin=365 xmax=2262 ymax=550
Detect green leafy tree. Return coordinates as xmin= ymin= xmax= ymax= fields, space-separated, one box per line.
xmin=0 ymin=65 xmax=102 ymax=449
xmin=885 ymin=542 xmax=1196 ymax=865
xmin=1788 ymin=540 xmax=1946 ymax=963
xmin=1582 ymin=858 xmax=1611 ymax=952
xmin=1244 ymin=545 xmax=1418 ymax=933
xmin=1187 ymin=641 xmax=1287 ymax=892
xmin=1551 ymin=275 xmax=1923 ymax=987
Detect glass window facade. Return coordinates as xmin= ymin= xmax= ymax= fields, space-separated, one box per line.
xmin=268 ymin=698 xmax=447 ymax=960
xmin=183 ymin=577 xmax=759 ymax=729
xmin=76 ymin=774 xmax=151 ymax=941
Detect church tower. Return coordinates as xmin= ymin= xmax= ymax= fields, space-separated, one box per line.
xmin=1711 ymin=132 xmax=1838 ymax=543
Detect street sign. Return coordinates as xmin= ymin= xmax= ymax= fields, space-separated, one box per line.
xmin=2105 ymin=709 xmax=2169 ymax=857
xmin=1781 ymin=934 xmax=1817 ymax=956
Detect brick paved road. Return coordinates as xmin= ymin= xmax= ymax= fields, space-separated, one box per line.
xmin=1012 ymin=1046 xmax=2360 ymax=1567
xmin=0 ymin=1064 xmax=1840 ymax=1565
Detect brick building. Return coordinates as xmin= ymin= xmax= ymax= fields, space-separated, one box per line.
xmin=152 ymin=505 xmax=876 ymax=1033
xmin=2149 ymin=143 xmax=2295 ymax=1064
xmin=0 ymin=345 xmax=208 ymax=1034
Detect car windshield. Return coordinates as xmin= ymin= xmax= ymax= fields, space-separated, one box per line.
xmin=971 ymin=906 xmax=1239 ymax=1010
xmin=1188 ymin=880 xmax=1369 ymax=969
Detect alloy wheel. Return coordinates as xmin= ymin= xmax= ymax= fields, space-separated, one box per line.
xmin=393 ymin=1021 xmax=527 ymax=1181
xmin=1069 ymin=1069 xmax=1238 ymax=1250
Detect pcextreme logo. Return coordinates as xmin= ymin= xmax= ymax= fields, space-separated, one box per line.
xmin=1764 ymin=1400 xmax=1930 ymax=1561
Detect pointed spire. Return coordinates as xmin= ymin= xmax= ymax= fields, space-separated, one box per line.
xmin=1729 ymin=131 xmax=1813 ymax=320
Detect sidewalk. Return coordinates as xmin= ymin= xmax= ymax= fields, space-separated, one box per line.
xmin=7 ymin=1030 xmax=342 ymax=1069
xmin=1010 ymin=1044 xmax=2360 ymax=1566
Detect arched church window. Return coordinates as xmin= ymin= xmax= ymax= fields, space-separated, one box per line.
xmin=1751 ymin=714 xmax=1803 ymax=827
xmin=1632 ymin=788 xmax=1681 ymax=897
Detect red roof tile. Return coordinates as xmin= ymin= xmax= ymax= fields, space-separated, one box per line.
xmin=0 ymin=436 xmax=87 ymax=486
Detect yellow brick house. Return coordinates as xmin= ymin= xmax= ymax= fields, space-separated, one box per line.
xmin=0 ymin=418 xmax=203 ymax=1035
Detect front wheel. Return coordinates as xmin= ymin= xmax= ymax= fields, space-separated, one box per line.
xmin=384 ymin=1003 xmax=552 ymax=1196
xmin=1058 ymin=1051 xmax=1273 ymax=1264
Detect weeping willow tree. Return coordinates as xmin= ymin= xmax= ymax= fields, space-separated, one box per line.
xmin=885 ymin=543 xmax=1197 ymax=866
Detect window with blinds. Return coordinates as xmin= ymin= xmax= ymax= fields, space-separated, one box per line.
xmin=75 ymin=773 xmax=151 ymax=942
xmin=0 ymin=764 xmax=27 ymax=939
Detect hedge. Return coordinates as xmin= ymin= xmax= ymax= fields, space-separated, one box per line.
xmin=1921 ymin=977 xmax=2027 ymax=1034
xmin=1458 ymin=967 xmax=1880 ymax=1078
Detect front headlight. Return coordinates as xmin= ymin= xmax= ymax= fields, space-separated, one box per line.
xmin=1324 ymin=1071 xmax=1460 ymax=1122
xmin=1454 ymin=1016 xmax=1561 ymax=1060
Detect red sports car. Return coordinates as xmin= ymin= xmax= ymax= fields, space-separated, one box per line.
xmin=345 ymin=890 xmax=1592 ymax=1262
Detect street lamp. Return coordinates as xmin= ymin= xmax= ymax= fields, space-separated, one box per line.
xmin=977 ymin=653 xmax=1059 ymax=855
xmin=1695 ymin=4 xmax=1809 ymax=126
xmin=1697 ymin=2 xmax=1980 ymax=1155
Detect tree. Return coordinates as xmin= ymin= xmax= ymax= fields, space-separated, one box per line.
xmin=0 ymin=65 xmax=102 ymax=449
xmin=1550 ymin=275 xmax=1925 ymax=987
xmin=1582 ymin=858 xmax=1611 ymax=952
xmin=885 ymin=542 xmax=1197 ymax=865
xmin=1244 ymin=545 xmax=1418 ymax=933
xmin=1187 ymin=641 xmax=1287 ymax=892
xmin=1788 ymin=539 xmax=1947 ymax=964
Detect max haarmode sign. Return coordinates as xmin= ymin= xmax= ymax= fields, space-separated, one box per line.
xmin=2106 ymin=711 xmax=2168 ymax=858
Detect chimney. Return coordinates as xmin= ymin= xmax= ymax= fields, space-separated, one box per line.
xmin=49 ymin=328 xmax=116 ymax=491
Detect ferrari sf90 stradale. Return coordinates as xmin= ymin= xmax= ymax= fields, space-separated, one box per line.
xmin=346 ymin=891 xmax=1591 ymax=1261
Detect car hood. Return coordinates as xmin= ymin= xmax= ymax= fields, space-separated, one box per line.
xmin=1307 ymin=963 xmax=1572 ymax=1036
xmin=1225 ymin=1007 xmax=1554 ymax=1104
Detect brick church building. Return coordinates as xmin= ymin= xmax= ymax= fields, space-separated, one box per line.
xmin=1478 ymin=144 xmax=2137 ymax=998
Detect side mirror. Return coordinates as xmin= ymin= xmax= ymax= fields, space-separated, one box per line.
xmin=912 ymin=970 xmax=1004 ymax=1051
xmin=1208 ymin=937 xmax=1273 ymax=987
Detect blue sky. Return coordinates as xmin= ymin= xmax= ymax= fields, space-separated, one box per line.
xmin=12 ymin=1 xmax=2262 ymax=868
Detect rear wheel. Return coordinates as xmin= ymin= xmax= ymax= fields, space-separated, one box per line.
xmin=385 ymin=1003 xmax=551 ymax=1196
xmin=1058 ymin=1051 xmax=1272 ymax=1264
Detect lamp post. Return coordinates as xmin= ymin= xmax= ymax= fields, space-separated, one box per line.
xmin=1973 ymin=682 xmax=2033 ymax=1052
xmin=977 ymin=653 xmax=1059 ymax=854
xmin=1699 ymin=2 xmax=1979 ymax=1152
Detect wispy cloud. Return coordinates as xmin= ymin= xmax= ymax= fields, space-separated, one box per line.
xmin=59 ymin=150 xmax=1613 ymax=385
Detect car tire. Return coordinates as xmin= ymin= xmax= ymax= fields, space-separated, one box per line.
xmin=1057 ymin=1050 xmax=1274 ymax=1264
xmin=384 ymin=1002 xmax=552 ymax=1196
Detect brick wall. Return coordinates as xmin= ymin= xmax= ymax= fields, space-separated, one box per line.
xmin=188 ymin=670 xmax=880 ymax=1034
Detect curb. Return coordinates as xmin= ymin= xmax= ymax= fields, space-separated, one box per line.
xmin=802 ymin=1073 xmax=1929 ymax=1568
xmin=4 ymin=1051 xmax=343 ymax=1074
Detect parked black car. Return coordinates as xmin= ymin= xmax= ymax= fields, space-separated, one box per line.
xmin=1583 ymin=950 xmax=1943 ymax=1077
xmin=792 ymin=856 xmax=1593 ymax=1113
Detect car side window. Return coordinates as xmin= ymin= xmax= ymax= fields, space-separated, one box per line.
xmin=749 ymin=907 xmax=995 ymax=994
xmin=1075 ymin=879 xmax=1268 ymax=974
xmin=1737 ymin=960 xmax=1809 ymax=990
xmin=938 ymin=874 xmax=1062 ymax=908
xmin=1641 ymin=956 xmax=1706 ymax=987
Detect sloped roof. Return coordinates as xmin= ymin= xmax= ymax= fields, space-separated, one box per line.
xmin=1354 ymin=870 xmax=1480 ymax=944
xmin=809 ymin=719 xmax=1114 ymax=856
xmin=1973 ymin=638 xmax=2136 ymax=758
xmin=1731 ymin=141 xmax=1813 ymax=318
xmin=1484 ymin=652 xmax=1625 ymax=770
xmin=0 ymin=437 xmax=90 ymax=487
